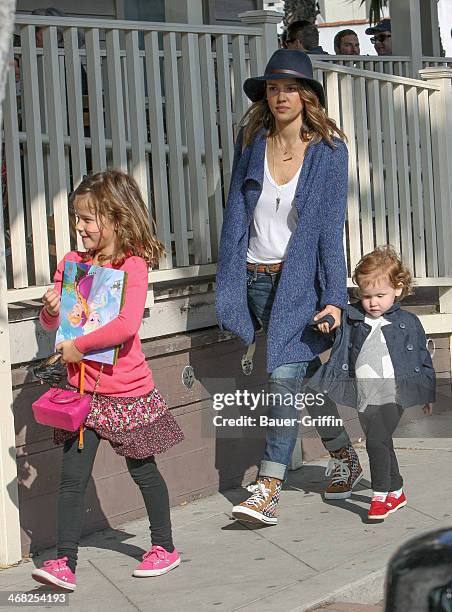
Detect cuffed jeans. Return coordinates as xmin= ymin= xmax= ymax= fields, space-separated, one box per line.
xmin=247 ymin=267 xmax=350 ymax=481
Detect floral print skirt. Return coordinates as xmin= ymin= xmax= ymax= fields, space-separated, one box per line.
xmin=54 ymin=387 xmax=184 ymax=459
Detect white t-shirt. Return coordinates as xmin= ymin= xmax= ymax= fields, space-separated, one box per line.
xmin=355 ymin=315 xmax=397 ymax=411
xmin=247 ymin=149 xmax=302 ymax=264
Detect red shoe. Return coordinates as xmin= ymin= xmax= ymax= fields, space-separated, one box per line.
xmin=385 ymin=491 xmax=407 ymax=515
xmin=368 ymin=498 xmax=389 ymax=520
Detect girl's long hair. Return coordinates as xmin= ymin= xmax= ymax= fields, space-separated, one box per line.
xmin=69 ymin=170 xmax=165 ymax=268
xmin=241 ymin=82 xmax=346 ymax=148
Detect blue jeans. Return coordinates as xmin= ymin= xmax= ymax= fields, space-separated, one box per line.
xmin=247 ymin=267 xmax=350 ymax=481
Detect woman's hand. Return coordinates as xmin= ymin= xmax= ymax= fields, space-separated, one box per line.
xmin=55 ymin=340 xmax=84 ymax=364
xmin=423 ymin=403 xmax=433 ymax=416
xmin=42 ymin=288 xmax=60 ymax=317
xmin=314 ymin=305 xmax=342 ymax=334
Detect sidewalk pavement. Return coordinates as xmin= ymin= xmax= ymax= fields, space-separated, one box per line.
xmin=1 ymin=412 xmax=452 ymax=612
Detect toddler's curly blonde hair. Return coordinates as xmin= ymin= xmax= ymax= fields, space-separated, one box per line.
xmin=352 ymin=245 xmax=413 ymax=300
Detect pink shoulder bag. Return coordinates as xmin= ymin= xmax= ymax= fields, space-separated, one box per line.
xmin=32 ymin=360 xmax=103 ymax=449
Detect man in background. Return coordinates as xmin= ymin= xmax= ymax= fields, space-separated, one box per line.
xmin=285 ymin=20 xmax=329 ymax=55
xmin=365 ymin=18 xmax=392 ymax=55
xmin=334 ymin=29 xmax=360 ymax=55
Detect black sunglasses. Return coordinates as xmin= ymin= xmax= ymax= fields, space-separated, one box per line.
xmin=370 ymin=33 xmax=391 ymax=44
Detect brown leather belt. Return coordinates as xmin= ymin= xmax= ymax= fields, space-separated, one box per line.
xmin=247 ymin=262 xmax=284 ymax=273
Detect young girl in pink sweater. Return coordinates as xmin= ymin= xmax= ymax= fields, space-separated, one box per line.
xmin=32 ymin=171 xmax=184 ymax=591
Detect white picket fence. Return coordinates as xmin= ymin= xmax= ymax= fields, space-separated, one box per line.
xmin=315 ymin=55 xmax=412 ymax=77
xmin=2 ymin=14 xmax=452 ymax=301
xmin=311 ymin=59 xmax=452 ymax=279
xmin=422 ymin=57 xmax=452 ymax=69
xmin=315 ymin=56 xmax=452 ymax=78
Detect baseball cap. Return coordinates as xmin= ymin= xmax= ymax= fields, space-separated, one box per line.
xmin=365 ymin=18 xmax=391 ymax=35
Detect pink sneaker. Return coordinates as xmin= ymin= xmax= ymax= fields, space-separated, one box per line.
xmin=133 ymin=545 xmax=180 ymax=577
xmin=32 ymin=557 xmax=76 ymax=591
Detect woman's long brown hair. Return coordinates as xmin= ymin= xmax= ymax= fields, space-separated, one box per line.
xmin=69 ymin=170 xmax=165 ymax=268
xmin=241 ymin=82 xmax=346 ymax=148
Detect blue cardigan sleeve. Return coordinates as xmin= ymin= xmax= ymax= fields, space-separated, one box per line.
xmin=318 ymin=140 xmax=349 ymax=309
xmin=230 ymin=127 xmax=244 ymax=180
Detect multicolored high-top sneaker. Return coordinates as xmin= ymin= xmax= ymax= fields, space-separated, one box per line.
xmin=232 ymin=477 xmax=282 ymax=525
xmin=324 ymin=443 xmax=364 ymax=499
xmin=32 ymin=557 xmax=76 ymax=590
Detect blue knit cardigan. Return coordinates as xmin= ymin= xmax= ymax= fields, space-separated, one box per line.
xmin=215 ymin=128 xmax=349 ymax=373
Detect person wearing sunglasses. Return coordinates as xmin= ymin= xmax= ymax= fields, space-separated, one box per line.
xmin=365 ymin=18 xmax=392 ymax=56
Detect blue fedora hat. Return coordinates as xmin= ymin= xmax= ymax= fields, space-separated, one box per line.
xmin=243 ymin=49 xmax=325 ymax=107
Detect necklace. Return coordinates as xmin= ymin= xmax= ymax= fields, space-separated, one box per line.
xmin=276 ymin=132 xmax=294 ymax=162
xmin=272 ymin=137 xmax=283 ymax=212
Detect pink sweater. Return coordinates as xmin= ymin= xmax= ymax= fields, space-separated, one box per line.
xmin=40 ymin=251 xmax=154 ymax=397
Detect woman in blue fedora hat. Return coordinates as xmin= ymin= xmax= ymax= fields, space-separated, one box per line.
xmin=215 ymin=49 xmax=363 ymax=525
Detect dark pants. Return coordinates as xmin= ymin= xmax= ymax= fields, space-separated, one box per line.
xmin=358 ymin=403 xmax=404 ymax=492
xmin=57 ymin=428 xmax=173 ymax=573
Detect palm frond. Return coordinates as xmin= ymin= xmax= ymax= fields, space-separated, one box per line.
xmin=359 ymin=0 xmax=388 ymax=24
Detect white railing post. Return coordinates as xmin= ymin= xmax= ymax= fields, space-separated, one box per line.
xmin=0 ymin=0 xmax=22 ymax=565
xmin=239 ymin=10 xmax=282 ymax=66
xmin=419 ymin=67 xmax=452 ymax=276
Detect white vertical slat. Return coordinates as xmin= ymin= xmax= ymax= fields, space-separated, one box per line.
xmin=43 ymin=26 xmax=71 ymax=262
xmin=313 ymin=67 xmax=322 ymax=83
xmin=20 ymin=25 xmax=50 ymax=284
xmin=367 ymin=80 xmax=386 ymax=246
xmin=101 ymin=55 xmax=112 ymax=156
xmin=199 ymin=33 xmax=223 ymax=260
xmin=325 ymin=70 xmax=349 ymax=270
xmin=418 ymin=89 xmax=437 ymax=276
xmin=216 ymin=34 xmax=234 ymax=200
xmin=339 ymin=73 xmax=361 ymax=270
xmin=121 ymin=54 xmax=131 ymax=146
xmin=58 ymin=53 xmax=71 ymax=201
xmin=406 ymin=86 xmax=426 ymax=277
xmin=380 ymin=82 xmax=400 ymax=253
xmin=106 ymin=30 xmax=127 ymax=171
xmin=85 ymin=28 xmax=106 ymax=172
xmin=125 ymin=30 xmax=148 ymax=201
xmin=325 ymin=70 xmax=340 ymax=126
xmin=231 ymin=35 xmax=247 ymax=128
xmin=144 ymin=31 xmax=172 ymax=268
xmin=393 ymin=84 xmax=414 ymax=270
xmin=354 ymin=76 xmax=373 ymax=254
xmin=64 ymin=27 xmax=86 ymax=187
xmin=163 ymin=31 xmax=189 ymax=266
xmin=35 ymin=48 xmax=51 ymax=215
xmin=248 ymin=34 xmax=264 ymax=77
xmin=181 ymin=33 xmax=210 ymax=264
xmin=3 ymin=48 xmax=28 ymax=287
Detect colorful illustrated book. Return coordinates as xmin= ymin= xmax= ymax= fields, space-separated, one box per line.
xmin=55 ymin=262 xmax=127 ymax=365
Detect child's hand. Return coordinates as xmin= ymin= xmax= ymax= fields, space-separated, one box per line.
xmin=42 ymin=288 xmax=60 ymax=317
xmin=56 ymin=340 xmax=84 ymax=364
xmin=423 ymin=403 xmax=433 ymax=415
xmin=314 ymin=305 xmax=342 ymax=333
